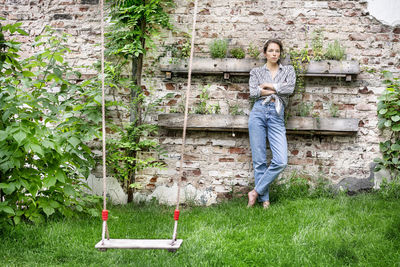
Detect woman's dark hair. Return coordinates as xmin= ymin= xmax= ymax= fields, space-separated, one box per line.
xmin=263 ymin=39 xmax=283 ymax=53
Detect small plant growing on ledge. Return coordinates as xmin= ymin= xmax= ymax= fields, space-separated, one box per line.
xmin=247 ymin=42 xmax=260 ymax=59
xmin=324 ymin=40 xmax=346 ymax=61
xmin=162 ymin=38 xmax=191 ymax=64
xmin=229 ymin=47 xmax=245 ymax=59
xmin=194 ymin=85 xmax=220 ymax=114
xmin=209 ymin=39 xmax=228 ymax=59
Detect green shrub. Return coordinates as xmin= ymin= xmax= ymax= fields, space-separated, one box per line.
xmin=325 ymin=40 xmax=346 ymax=60
xmin=229 ymin=47 xmax=245 ymax=59
xmin=0 ymin=24 xmax=101 ymax=226
xmin=208 ymin=39 xmax=228 ymax=59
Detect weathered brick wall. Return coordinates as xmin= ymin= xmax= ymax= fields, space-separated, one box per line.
xmin=3 ymin=0 xmax=399 ymax=203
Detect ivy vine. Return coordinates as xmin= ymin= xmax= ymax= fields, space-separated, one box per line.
xmin=374 ymin=71 xmax=400 ymax=178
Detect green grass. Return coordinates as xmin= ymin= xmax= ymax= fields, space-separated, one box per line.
xmin=1 ymin=194 xmax=400 ymax=266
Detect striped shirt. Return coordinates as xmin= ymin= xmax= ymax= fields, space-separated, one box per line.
xmin=249 ymin=63 xmax=296 ymax=112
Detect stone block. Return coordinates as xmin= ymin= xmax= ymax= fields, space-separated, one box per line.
xmin=336 ymin=176 xmax=374 ymax=193
xmin=212 ymin=139 xmax=236 ymax=147
xmin=148 ymin=183 xmax=217 ymax=206
xmin=86 ymin=174 xmax=127 ymax=204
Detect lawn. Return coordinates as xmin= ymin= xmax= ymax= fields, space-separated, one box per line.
xmin=1 ymin=193 xmax=400 ymax=266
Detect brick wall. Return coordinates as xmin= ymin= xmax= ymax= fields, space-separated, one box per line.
xmin=3 ymin=0 xmax=399 ymax=203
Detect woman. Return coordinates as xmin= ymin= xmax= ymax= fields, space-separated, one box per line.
xmin=247 ymin=39 xmax=296 ymax=209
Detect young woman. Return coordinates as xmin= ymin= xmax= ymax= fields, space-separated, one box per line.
xmin=247 ymin=39 xmax=296 ymax=209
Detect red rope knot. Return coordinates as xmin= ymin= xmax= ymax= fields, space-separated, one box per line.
xmin=174 ymin=209 xmax=180 ymax=221
xmin=102 ymin=210 xmax=108 ymax=221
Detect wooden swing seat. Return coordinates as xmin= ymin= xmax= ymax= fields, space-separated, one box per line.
xmin=95 ymin=239 xmax=183 ymax=252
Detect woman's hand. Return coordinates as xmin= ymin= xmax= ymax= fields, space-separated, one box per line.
xmin=260 ymin=89 xmax=276 ymax=96
xmin=260 ymin=83 xmax=275 ymax=90
xmin=260 ymin=83 xmax=276 ymax=96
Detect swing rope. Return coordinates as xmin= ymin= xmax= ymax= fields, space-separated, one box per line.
xmin=100 ymin=0 xmax=109 ymax=246
xmin=99 ymin=0 xmax=199 ymax=246
xmin=172 ymin=0 xmax=198 ymax=243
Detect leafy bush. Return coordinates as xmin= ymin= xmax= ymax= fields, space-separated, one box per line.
xmin=229 ymin=47 xmax=245 ymax=59
xmin=325 ymin=40 xmax=346 ymax=61
xmin=0 ymin=23 xmax=101 ymax=225
xmin=208 ymin=39 xmax=228 ymax=59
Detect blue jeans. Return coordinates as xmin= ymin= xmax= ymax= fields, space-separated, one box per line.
xmin=248 ymin=100 xmax=288 ymax=202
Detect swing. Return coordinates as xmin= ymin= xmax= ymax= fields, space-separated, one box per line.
xmin=94 ymin=0 xmax=199 ymax=252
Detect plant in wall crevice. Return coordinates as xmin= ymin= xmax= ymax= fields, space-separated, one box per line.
xmin=298 ymin=102 xmax=313 ymax=117
xmin=194 ymin=85 xmax=220 ymax=114
xmin=329 ymin=102 xmax=339 ymax=117
xmin=228 ymin=101 xmax=246 ymax=115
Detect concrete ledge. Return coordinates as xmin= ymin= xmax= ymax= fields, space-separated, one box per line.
xmin=158 ymin=114 xmax=359 ymax=135
xmin=160 ymin=57 xmax=360 ymax=78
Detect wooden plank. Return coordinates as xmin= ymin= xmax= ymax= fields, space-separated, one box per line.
xmin=160 ymin=57 xmax=266 ymax=74
xmin=95 ymin=239 xmax=183 ymax=250
xmin=286 ymin=117 xmax=359 ymax=132
xmin=158 ymin=114 xmax=359 ymax=135
xmin=306 ymin=60 xmax=360 ymax=75
xmin=160 ymin=58 xmax=360 ymax=77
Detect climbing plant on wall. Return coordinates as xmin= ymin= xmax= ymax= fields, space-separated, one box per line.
xmin=375 ymin=71 xmax=400 ymax=179
xmin=105 ymin=0 xmax=175 ymax=202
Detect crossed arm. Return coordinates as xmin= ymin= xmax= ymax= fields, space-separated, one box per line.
xmin=249 ymin=66 xmax=296 ymax=98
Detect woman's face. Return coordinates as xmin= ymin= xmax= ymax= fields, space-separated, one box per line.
xmin=264 ymin=43 xmax=280 ymax=63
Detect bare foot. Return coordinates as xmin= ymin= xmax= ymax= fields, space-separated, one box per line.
xmin=263 ymin=201 xmax=270 ymax=209
xmin=247 ymin=190 xmax=258 ymax=207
